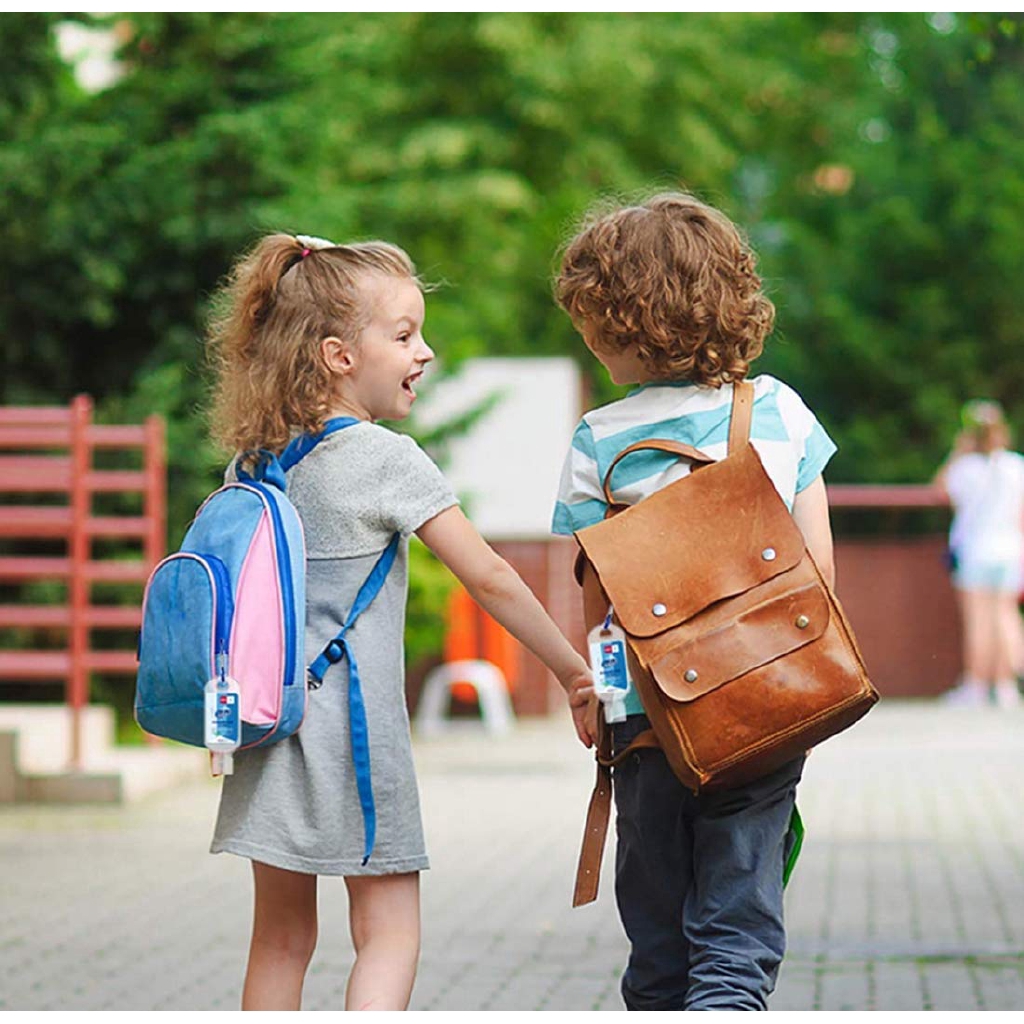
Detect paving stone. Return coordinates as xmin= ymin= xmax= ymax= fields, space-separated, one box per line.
xmin=919 ymin=961 xmax=985 ymax=1011
xmin=1 ymin=702 xmax=1022 ymax=1010
xmin=974 ymin=960 xmax=1024 ymax=1011
xmin=871 ymin=961 xmax=928 ymax=1011
xmin=816 ymin=960 xmax=873 ymax=1011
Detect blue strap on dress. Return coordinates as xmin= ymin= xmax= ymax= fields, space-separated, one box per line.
xmin=254 ymin=416 xmax=399 ymax=866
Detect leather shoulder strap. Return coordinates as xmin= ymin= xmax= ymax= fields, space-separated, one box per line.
xmin=728 ymin=380 xmax=755 ymax=454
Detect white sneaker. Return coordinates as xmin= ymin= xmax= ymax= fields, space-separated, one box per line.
xmin=995 ymin=680 xmax=1022 ymax=709
xmin=942 ymin=681 xmax=989 ymax=707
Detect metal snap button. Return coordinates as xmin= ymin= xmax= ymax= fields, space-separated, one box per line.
xmin=795 ymin=614 xmax=810 ymax=629
xmin=652 ymin=603 xmax=667 ymax=617
xmin=761 ymin=547 xmax=777 ymax=561
xmin=684 ymin=669 xmax=698 ymax=683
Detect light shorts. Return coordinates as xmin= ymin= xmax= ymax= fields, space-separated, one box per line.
xmin=953 ymin=555 xmax=1023 ymax=594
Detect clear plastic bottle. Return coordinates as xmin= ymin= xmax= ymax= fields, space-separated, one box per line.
xmin=588 ymin=610 xmax=632 ymax=724
xmin=204 ymin=655 xmax=241 ymax=776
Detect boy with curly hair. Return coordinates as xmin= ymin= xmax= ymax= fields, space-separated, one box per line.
xmin=552 ymin=192 xmax=837 ymax=1010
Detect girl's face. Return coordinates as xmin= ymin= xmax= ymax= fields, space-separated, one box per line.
xmin=327 ymin=274 xmax=434 ymax=422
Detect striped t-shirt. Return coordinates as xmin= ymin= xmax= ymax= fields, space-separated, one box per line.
xmin=552 ymin=374 xmax=837 ymax=715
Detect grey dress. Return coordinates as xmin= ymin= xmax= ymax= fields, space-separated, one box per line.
xmin=210 ymin=422 xmax=458 ymax=875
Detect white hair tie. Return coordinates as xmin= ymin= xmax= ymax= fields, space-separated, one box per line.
xmin=295 ymin=234 xmax=336 ymax=253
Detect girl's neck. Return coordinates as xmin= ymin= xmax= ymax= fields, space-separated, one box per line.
xmin=328 ymin=398 xmax=373 ymax=422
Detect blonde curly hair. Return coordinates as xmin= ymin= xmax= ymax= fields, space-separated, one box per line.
xmin=555 ymin=192 xmax=774 ymax=387
xmin=205 ymin=233 xmax=417 ymax=455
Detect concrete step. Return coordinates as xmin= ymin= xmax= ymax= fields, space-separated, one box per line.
xmin=0 ymin=703 xmax=206 ymax=804
xmin=0 ymin=703 xmax=116 ymax=772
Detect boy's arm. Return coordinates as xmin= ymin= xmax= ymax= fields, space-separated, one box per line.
xmin=792 ymin=475 xmax=835 ymax=588
xmin=416 ymin=505 xmax=596 ymax=747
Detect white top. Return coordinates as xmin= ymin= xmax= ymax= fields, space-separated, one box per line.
xmin=945 ymin=449 xmax=1024 ymax=564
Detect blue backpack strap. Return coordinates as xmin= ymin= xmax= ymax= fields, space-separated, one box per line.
xmin=235 ymin=450 xmax=287 ymax=491
xmin=307 ymin=532 xmax=401 ymax=865
xmin=279 ymin=416 xmax=360 ymax=472
xmin=234 ymin=418 xmax=359 ymax=491
xmin=233 ymin=418 xmax=359 ymax=490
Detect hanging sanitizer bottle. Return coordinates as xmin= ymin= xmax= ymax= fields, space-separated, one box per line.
xmin=204 ymin=650 xmax=241 ymax=776
xmin=587 ymin=608 xmax=632 ymax=724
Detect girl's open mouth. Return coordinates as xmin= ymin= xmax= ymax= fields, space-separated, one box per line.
xmin=403 ymin=371 xmax=423 ymax=397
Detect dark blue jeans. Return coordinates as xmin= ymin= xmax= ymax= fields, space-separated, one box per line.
xmin=611 ymin=714 xmax=804 ymax=1011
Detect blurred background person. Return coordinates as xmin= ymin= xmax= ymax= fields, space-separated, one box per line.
xmin=934 ymin=400 xmax=1024 ymax=708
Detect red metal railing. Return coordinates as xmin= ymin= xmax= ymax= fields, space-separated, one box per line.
xmin=0 ymin=396 xmax=166 ymax=766
xmin=827 ymin=483 xmax=948 ymax=509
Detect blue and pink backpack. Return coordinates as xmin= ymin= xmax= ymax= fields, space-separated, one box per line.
xmin=134 ymin=416 xmax=396 ymax=863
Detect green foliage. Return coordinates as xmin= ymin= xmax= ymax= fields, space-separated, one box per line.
xmin=3 ymin=12 xmax=1024 ymax=674
xmin=754 ymin=13 xmax=1024 ymax=480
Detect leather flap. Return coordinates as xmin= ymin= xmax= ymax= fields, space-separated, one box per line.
xmin=575 ymin=444 xmax=805 ymax=638
xmin=649 ymin=582 xmax=830 ymax=701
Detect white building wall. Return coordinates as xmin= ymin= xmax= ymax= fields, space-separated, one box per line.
xmin=411 ymin=357 xmax=581 ymax=541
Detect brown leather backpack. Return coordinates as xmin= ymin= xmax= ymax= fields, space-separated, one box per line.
xmin=572 ymin=381 xmax=878 ymax=906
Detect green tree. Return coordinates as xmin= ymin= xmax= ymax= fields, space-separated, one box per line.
xmin=4 ymin=12 xmax=1024 ymax=494
xmin=754 ymin=13 xmax=1024 ymax=481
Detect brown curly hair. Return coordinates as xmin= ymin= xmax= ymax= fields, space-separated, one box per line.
xmin=205 ymin=233 xmax=417 ymax=455
xmin=555 ymin=192 xmax=774 ymax=387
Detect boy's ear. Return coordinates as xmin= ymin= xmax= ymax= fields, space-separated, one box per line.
xmin=321 ymin=335 xmax=355 ymax=375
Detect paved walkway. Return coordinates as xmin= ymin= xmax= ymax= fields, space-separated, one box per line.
xmin=1 ymin=700 xmax=1022 ymax=1011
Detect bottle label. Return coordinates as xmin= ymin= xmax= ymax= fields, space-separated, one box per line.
xmin=587 ymin=611 xmax=632 ymax=698
xmin=591 ymin=637 xmax=629 ymax=691
xmin=204 ymin=685 xmax=240 ymax=748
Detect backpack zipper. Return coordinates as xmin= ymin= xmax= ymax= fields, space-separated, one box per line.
xmin=140 ymin=551 xmax=234 ymax=682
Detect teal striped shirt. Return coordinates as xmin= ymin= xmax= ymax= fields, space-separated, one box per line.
xmin=552 ymin=375 xmax=837 ymax=715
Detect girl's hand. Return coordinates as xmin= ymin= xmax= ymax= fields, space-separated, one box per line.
xmin=565 ymin=669 xmax=597 ymax=748
xmin=417 ymin=507 xmax=603 ymax=746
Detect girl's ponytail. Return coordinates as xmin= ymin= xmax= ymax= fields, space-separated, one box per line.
xmin=237 ymin=235 xmax=306 ymax=333
xmin=206 ymin=234 xmax=312 ymax=454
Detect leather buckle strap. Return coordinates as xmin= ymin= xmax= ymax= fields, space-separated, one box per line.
xmin=597 ymin=728 xmax=660 ymax=768
xmin=572 ymin=757 xmax=612 ymax=908
xmin=572 ymin=724 xmax=660 ymax=907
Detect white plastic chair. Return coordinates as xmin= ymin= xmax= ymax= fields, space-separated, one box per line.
xmin=415 ymin=659 xmax=515 ymax=736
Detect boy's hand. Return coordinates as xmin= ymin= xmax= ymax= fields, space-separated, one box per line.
xmin=566 ymin=671 xmax=597 ymax=748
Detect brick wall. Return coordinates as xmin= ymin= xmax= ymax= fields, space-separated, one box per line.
xmin=495 ymin=533 xmax=967 ymax=707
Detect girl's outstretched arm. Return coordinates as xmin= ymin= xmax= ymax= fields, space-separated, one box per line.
xmin=416 ymin=506 xmax=596 ymax=747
